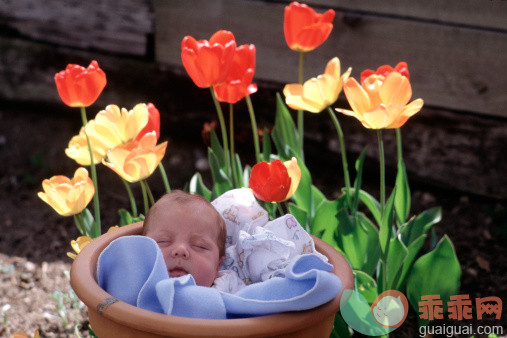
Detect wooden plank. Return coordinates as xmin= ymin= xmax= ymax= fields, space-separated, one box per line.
xmin=0 ymin=35 xmax=505 ymax=198
xmin=154 ymin=0 xmax=507 ymax=118
xmin=0 ymin=0 xmax=153 ymax=56
xmin=301 ymin=0 xmax=507 ymax=31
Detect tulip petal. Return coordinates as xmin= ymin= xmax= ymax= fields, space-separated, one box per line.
xmin=380 ymin=72 xmax=412 ymax=107
xmin=325 ymin=57 xmax=341 ymax=79
xmin=362 ymin=105 xmax=391 ymax=129
xmin=344 ymin=78 xmax=371 ymax=116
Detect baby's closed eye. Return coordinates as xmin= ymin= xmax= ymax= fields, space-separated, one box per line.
xmin=192 ymin=242 xmax=210 ymax=250
xmin=157 ymin=240 xmax=172 ymax=247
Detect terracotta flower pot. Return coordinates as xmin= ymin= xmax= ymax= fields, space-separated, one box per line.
xmin=71 ymin=222 xmax=353 ymax=337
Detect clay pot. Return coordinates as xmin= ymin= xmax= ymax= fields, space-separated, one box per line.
xmin=71 ymin=222 xmax=353 ymax=337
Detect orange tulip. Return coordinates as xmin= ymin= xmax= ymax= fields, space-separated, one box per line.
xmin=283 ymin=57 xmax=351 ymax=113
xmin=135 ymin=103 xmax=160 ymax=141
xmin=214 ymin=44 xmax=258 ymax=103
xmin=360 ymin=62 xmax=409 ymax=84
xmin=284 ymin=2 xmax=335 ymax=52
xmin=283 ymin=157 xmax=301 ymax=200
xmin=65 ymin=104 xmax=150 ymax=165
xmin=38 ymin=168 xmax=95 ymax=216
xmin=336 ymin=63 xmax=423 ymax=129
xmin=54 ymin=60 xmax=106 ymax=107
xmin=103 ymin=132 xmax=168 ymax=183
xmin=67 ymin=236 xmax=92 ymax=259
xmin=181 ymin=30 xmax=236 ymax=88
xmin=249 ymin=160 xmax=291 ymax=202
xmin=67 ymin=225 xmax=118 ymax=259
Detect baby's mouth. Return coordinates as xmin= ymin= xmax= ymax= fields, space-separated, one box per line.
xmin=169 ymin=267 xmax=188 ymax=277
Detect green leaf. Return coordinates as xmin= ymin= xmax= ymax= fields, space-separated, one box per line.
xmin=379 ymin=187 xmax=397 ymax=257
xmin=406 ymin=235 xmax=461 ymax=325
xmin=262 ymin=127 xmax=271 ymax=162
xmin=288 ymin=203 xmax=308 ymax=232
xmin=233 ymin=153 xmax=244 ymax=188
xmin=289 ymin=152 xmax=313 ymax=220
xmin=189 ymin=172 xmax=212 ymax=201
xmin=394 ymin=158 xmax=411 ymax=226
xmin=356 ymin=213 xmax=381 ymax=276
xmin=385 ymin=236 xmax=408 ymax=290
xmin=349 ymin=188 xmax=381 ymax=226
xmin=208 ymin=148 xmax=232 ymax=197
xmin=401 ymin=207 xmax=442 ymax=246
xmin=330 ymin=313 xmax=352 ymax=338
xmin=337 ymin=212 xmax=380 ymax=274
xmin=352 ymin=148 xmax=368 ymax=213
xmin=271 ymin=93 xmax=299 ymax=159
xmin=311 ymin=197 xmax=342 ymax=237
xmin=81 ymin=208 xmax=95 ymax=237
xmin=242 ymin=165 xmax=251 ymax=188
xmin=118 ymin=208 xmax=133 ymax=226
xmin=396 ymin=234 xmax=427 ymax=291
xmin=210 ymin=129 xmax=226 ymax=170
xmin=311 ymin=185 xmax=326 ymax=209
xmin=355 ymin=270 xmax=378 ymax=304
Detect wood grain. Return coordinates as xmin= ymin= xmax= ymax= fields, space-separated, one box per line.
xmin=0 ymin=0 xmax=153 ymax=56
xmin=154 ymin=0 xmax=507 ymax=118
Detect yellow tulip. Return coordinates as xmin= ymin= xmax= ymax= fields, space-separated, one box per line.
xmin=103 ymin=132 xmax=168 ymax=183
xmin=38 ymin=167 xmax=95 ymax=216
xmin=283 ymin=57 xmax=351 ymax=113
xmin=283 ymin=157 xmax=301 ymax=200
xmin=336 ymin=72 xmax=424 ymax=129
xmin=67 ymin=235 xmax=93 ymax=259
xmin=65 ymin=104 xmax=149 ymax=165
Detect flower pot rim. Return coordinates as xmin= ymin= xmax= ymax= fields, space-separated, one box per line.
xmin=71 ymin=222 xmax=353 ymax=337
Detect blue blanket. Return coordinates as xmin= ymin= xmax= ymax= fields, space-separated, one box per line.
xmin=97 ymin=236 xmax=342 ymax=319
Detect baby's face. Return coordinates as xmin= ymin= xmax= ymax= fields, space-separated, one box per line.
xmin=144 ymin=201 xmax=223 ymax=287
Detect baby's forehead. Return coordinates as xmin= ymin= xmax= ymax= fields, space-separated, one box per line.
xmin=149 ymin=199 xmax=219 ymax=228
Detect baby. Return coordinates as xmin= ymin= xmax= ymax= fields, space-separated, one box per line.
xmin=142 ymin=190 xmax=226 ymax=287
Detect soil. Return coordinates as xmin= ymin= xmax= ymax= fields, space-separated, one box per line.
xmin=0 ymin=101 xmax=505 ymax=338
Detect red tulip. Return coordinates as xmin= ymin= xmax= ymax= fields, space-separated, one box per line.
xmin=249 ymin=160 xmax=291 ymax=202
xmin=360 ymin=62 xmax=410 ymax=84
xmin=54 ymin=60 xmax=106 ymax=107
xmin=181 ymin=30 xmax=237 ymax=88
xmin=135 ymin=103 xmax=161 ymax=141
xmin=284 ymin=2 xmax=335 ymax=52
xmin=214 ymin=44 xmax=258 ymax=103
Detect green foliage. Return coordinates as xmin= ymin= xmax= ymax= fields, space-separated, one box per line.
xmin=406 ymin=235 xmax=461 ymax=325
xmin=395 ymin=159 xmax=411 ymax=226
xmin=177 ymin=68 xmax=459 ymax=337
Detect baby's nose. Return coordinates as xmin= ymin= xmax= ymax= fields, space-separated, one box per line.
xmin=170 ymin=243 xmax=189 ymax=258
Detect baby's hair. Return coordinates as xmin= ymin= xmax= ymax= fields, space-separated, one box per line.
xmin=143 ymin=190 xmax=227 ymax=257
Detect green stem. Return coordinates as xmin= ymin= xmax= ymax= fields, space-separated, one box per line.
xmin=121 ymin=178 xmax=137 ymax=218
xmin=245 ymin=95 xmax=261 ymax=163
xmin=395 ymin=128 xmax=403 ymax=163
xmin=229 ymin=103 xmax=237 ymax=187
xmin=73 ymin=213 xmax=86 ymax=236
xmin=297 ymin=51 xmax=305 ymax=160
xmin=210 ymin=87 xmax=230 ymax=176
xmin=158 ymin=162 xmax=171 ymax=193
xmin=80 ymin=106 xmax=101 ymax=238
xmin=142 ymin=180 xmax=155 ymax=206
xmin=327 ymin=107 xmax=352 ymax=212
xmin=140 ymin=180 xmax=150 ymax=215
xmin=276 ymin=202 xmax=285 ymax=217
xmin=377 ymin=130 xmax=386 ymax=214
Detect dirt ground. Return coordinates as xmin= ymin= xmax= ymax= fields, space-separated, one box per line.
xmin=0 ymin=102 xmax=505 ymax=337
